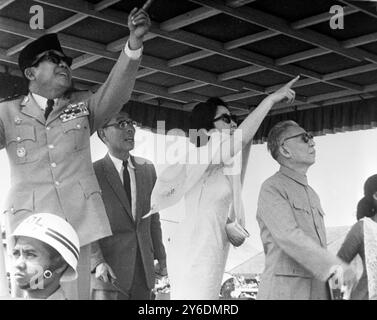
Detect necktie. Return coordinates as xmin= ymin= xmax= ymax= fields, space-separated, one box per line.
xmin=45 ymin=99 xmax=54 ymax=119
xmin=122 ymin=161 xmax=132 ymax=205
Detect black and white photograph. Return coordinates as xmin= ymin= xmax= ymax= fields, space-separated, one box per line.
xmin=0 ymin=0 xmax=376 ymax=309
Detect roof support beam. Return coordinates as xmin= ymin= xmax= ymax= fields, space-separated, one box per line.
xmin=224 ymin=30 xmax=279 ymax=50
xmin=277 ymin=31 xmax=377 ymax=66
xmin=137 ymin=94 xmax=158 ymax=102
xmin=0 ymin=59 xmax=207 ymax=111
xmin=7 ymin=0 xmax=121 ymax=56
xmin=3 ymin=0 xmax=374 ymax=111
xmin=31 ymin=0 xmax=222 ymax=83
xmin=189 ymin=0 xmax=367 ymax=62
xmin=270 ymin=93 xmax=377 ymax=115
xmin=219 ymin=58 xmax=377 ymax=104
xmin=291 ymin=6 xmax=358 ymax=29
xmin=0 ymin=48 xmax=206 ymax=106
xmin=159 ymin=6 xmax=220 ymax=31
xmin=226 ymin=0 xmax=257 ymax=7
xmin=6 ymin=0 xmax=121 ymax=69
xmin=167 ymin=51 xmax=213 ymax=67
xmin=176 ymin=5 xmax=358 ymax=67
xmin=342 ymin=32 xmax=377 ymax=48
xmin=168 ymin=5 xmax=366 ymax=73
xmin=32 ymin=0 xmax=361 ymax=93
xmin=136 ymin=68 xmax=157 ymax=79
xmin=70 ymin=66 xmax=209 ymax=104
xmin=161 ymin=4 xmax=364 ymax=92
xmin=323 ymin=64 xmax=377 ymax=81
xmin=218 ymin=66 xmax=266 ymax=82
xmin=0 ymin=17 xmax=265 ymax=95
xmin=338 ymin=0 xmax=377 ymax=19
xmin=0 ymin=0 xmax=15 ymax=9
xmin=168 ymin=81 xmax=207 ymax=94
xmin=93 ymin=0 xmax=120 ymax=11
xmin=276 ymin=48 xmax=331 ymax=66
xmin=71 ymin=53 xmax=102 ymax=70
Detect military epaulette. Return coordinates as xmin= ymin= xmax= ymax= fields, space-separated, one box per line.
xmin=0 ymin=94 xmax=23 ymax=103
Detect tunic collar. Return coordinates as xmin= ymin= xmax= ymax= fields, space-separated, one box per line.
xmin=279 ymin=165 xmax=308 ymax=186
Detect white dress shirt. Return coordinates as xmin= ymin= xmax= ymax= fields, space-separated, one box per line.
xmin=108 ymin=153 xmax=137 ymax=220
xmin=31 ymin=93 xmax=57 ymax=111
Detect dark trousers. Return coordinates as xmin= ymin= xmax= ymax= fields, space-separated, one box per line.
xmin=92 ymin=248 xmax=152 ymax=300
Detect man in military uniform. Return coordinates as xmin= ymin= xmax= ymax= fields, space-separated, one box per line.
xmin=0 ymin=7 xmax=151 ymax=299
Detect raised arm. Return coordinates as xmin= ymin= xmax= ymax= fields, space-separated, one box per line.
xmin=88 ymin=6 xmax=151 ymax=133
xmin=238 ymin=76 xmax=299 ymax=148
xmin=211 ymin=76 xmax=300 ymax=165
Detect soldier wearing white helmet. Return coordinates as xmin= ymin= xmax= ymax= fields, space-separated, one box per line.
xmin=10 ymin=213 xmax=79 ymax=300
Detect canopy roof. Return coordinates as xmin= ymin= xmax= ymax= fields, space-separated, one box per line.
xmin=1 ymin=0 xmax=377 ymax=139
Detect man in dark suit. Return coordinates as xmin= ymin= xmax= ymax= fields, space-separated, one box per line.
xmin=90 ymin=110 xmax=167 ymax=300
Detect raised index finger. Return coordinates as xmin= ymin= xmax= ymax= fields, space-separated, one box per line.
xmin=142 ymin=0 xmax=154 ymax=11
xmin=285 ymin=75 xmax=300 ymax=88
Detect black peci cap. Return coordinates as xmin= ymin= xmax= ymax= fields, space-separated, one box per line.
xmin=18 ymin=33 xmax=72 ymax=75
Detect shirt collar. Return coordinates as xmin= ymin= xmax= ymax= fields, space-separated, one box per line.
xmin=279 ymin=165 xmax=308 ymax=186
xmin=31 ymin=93 xmax=58 ymax=111
xmin=47 ymin=287 xmax=66 ymax=300
xmin=108 ymin=153 xmax=134 ymax=173
xmin=25 ymin=287 xmax=66 ymax=300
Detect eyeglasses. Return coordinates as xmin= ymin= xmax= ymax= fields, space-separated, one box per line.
xmin=103 ymin=119 xmax=138 ymax=130
xmin=213 ymin=113 xmax=237 ymax=124
xmin=31 ymin=51 xmax=72 ymax=68
xmin=281 ymin=132 xmax=314 ymax=145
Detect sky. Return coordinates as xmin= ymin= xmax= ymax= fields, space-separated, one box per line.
xmin=1 ymin=126 xmax=377 ymax=270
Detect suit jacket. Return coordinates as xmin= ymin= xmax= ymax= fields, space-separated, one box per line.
xmin=0 ymin=49 xmax=141 ymax=247
xmin=256 ymin=166 xmax=342 ymax=300
xmin=90 ymin=154 xmax=166 ymax=292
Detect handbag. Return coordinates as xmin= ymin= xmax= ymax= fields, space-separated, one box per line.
xmin=225 ymin=174 xmax=250 ymax=247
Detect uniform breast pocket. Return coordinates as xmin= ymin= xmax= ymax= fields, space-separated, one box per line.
xmin=291 ymin=199 xmax=314 ymax=231
xmin=311 ymin=198 xmax=325 ymax=218
xmin=6 ymin=125 xmax=38 ymax=164
xmin=292 ymin=199 xmax=311 ymax=215
xmin=62 ymin=117 xmax=90 ymax=152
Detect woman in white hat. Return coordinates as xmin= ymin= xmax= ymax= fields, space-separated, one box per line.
xmin=10 ymin=213 xmax=80 ymax=300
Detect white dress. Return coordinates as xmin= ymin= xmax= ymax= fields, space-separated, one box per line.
xmin=169 ymin=164 xmax=232 ymax=299
xmin=149 ymin=131 xmax=245 ymax=300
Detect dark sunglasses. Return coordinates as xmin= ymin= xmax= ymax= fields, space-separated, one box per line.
xmin=32 ymin=51 xmax=72 ymax=68
xmin=213 ymin=113 xmax=237 ymax=124
xmin=281 ymin=132 xmax=314 ymax=145
xmin=103 ymin=119 xmax=138 ymax=130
